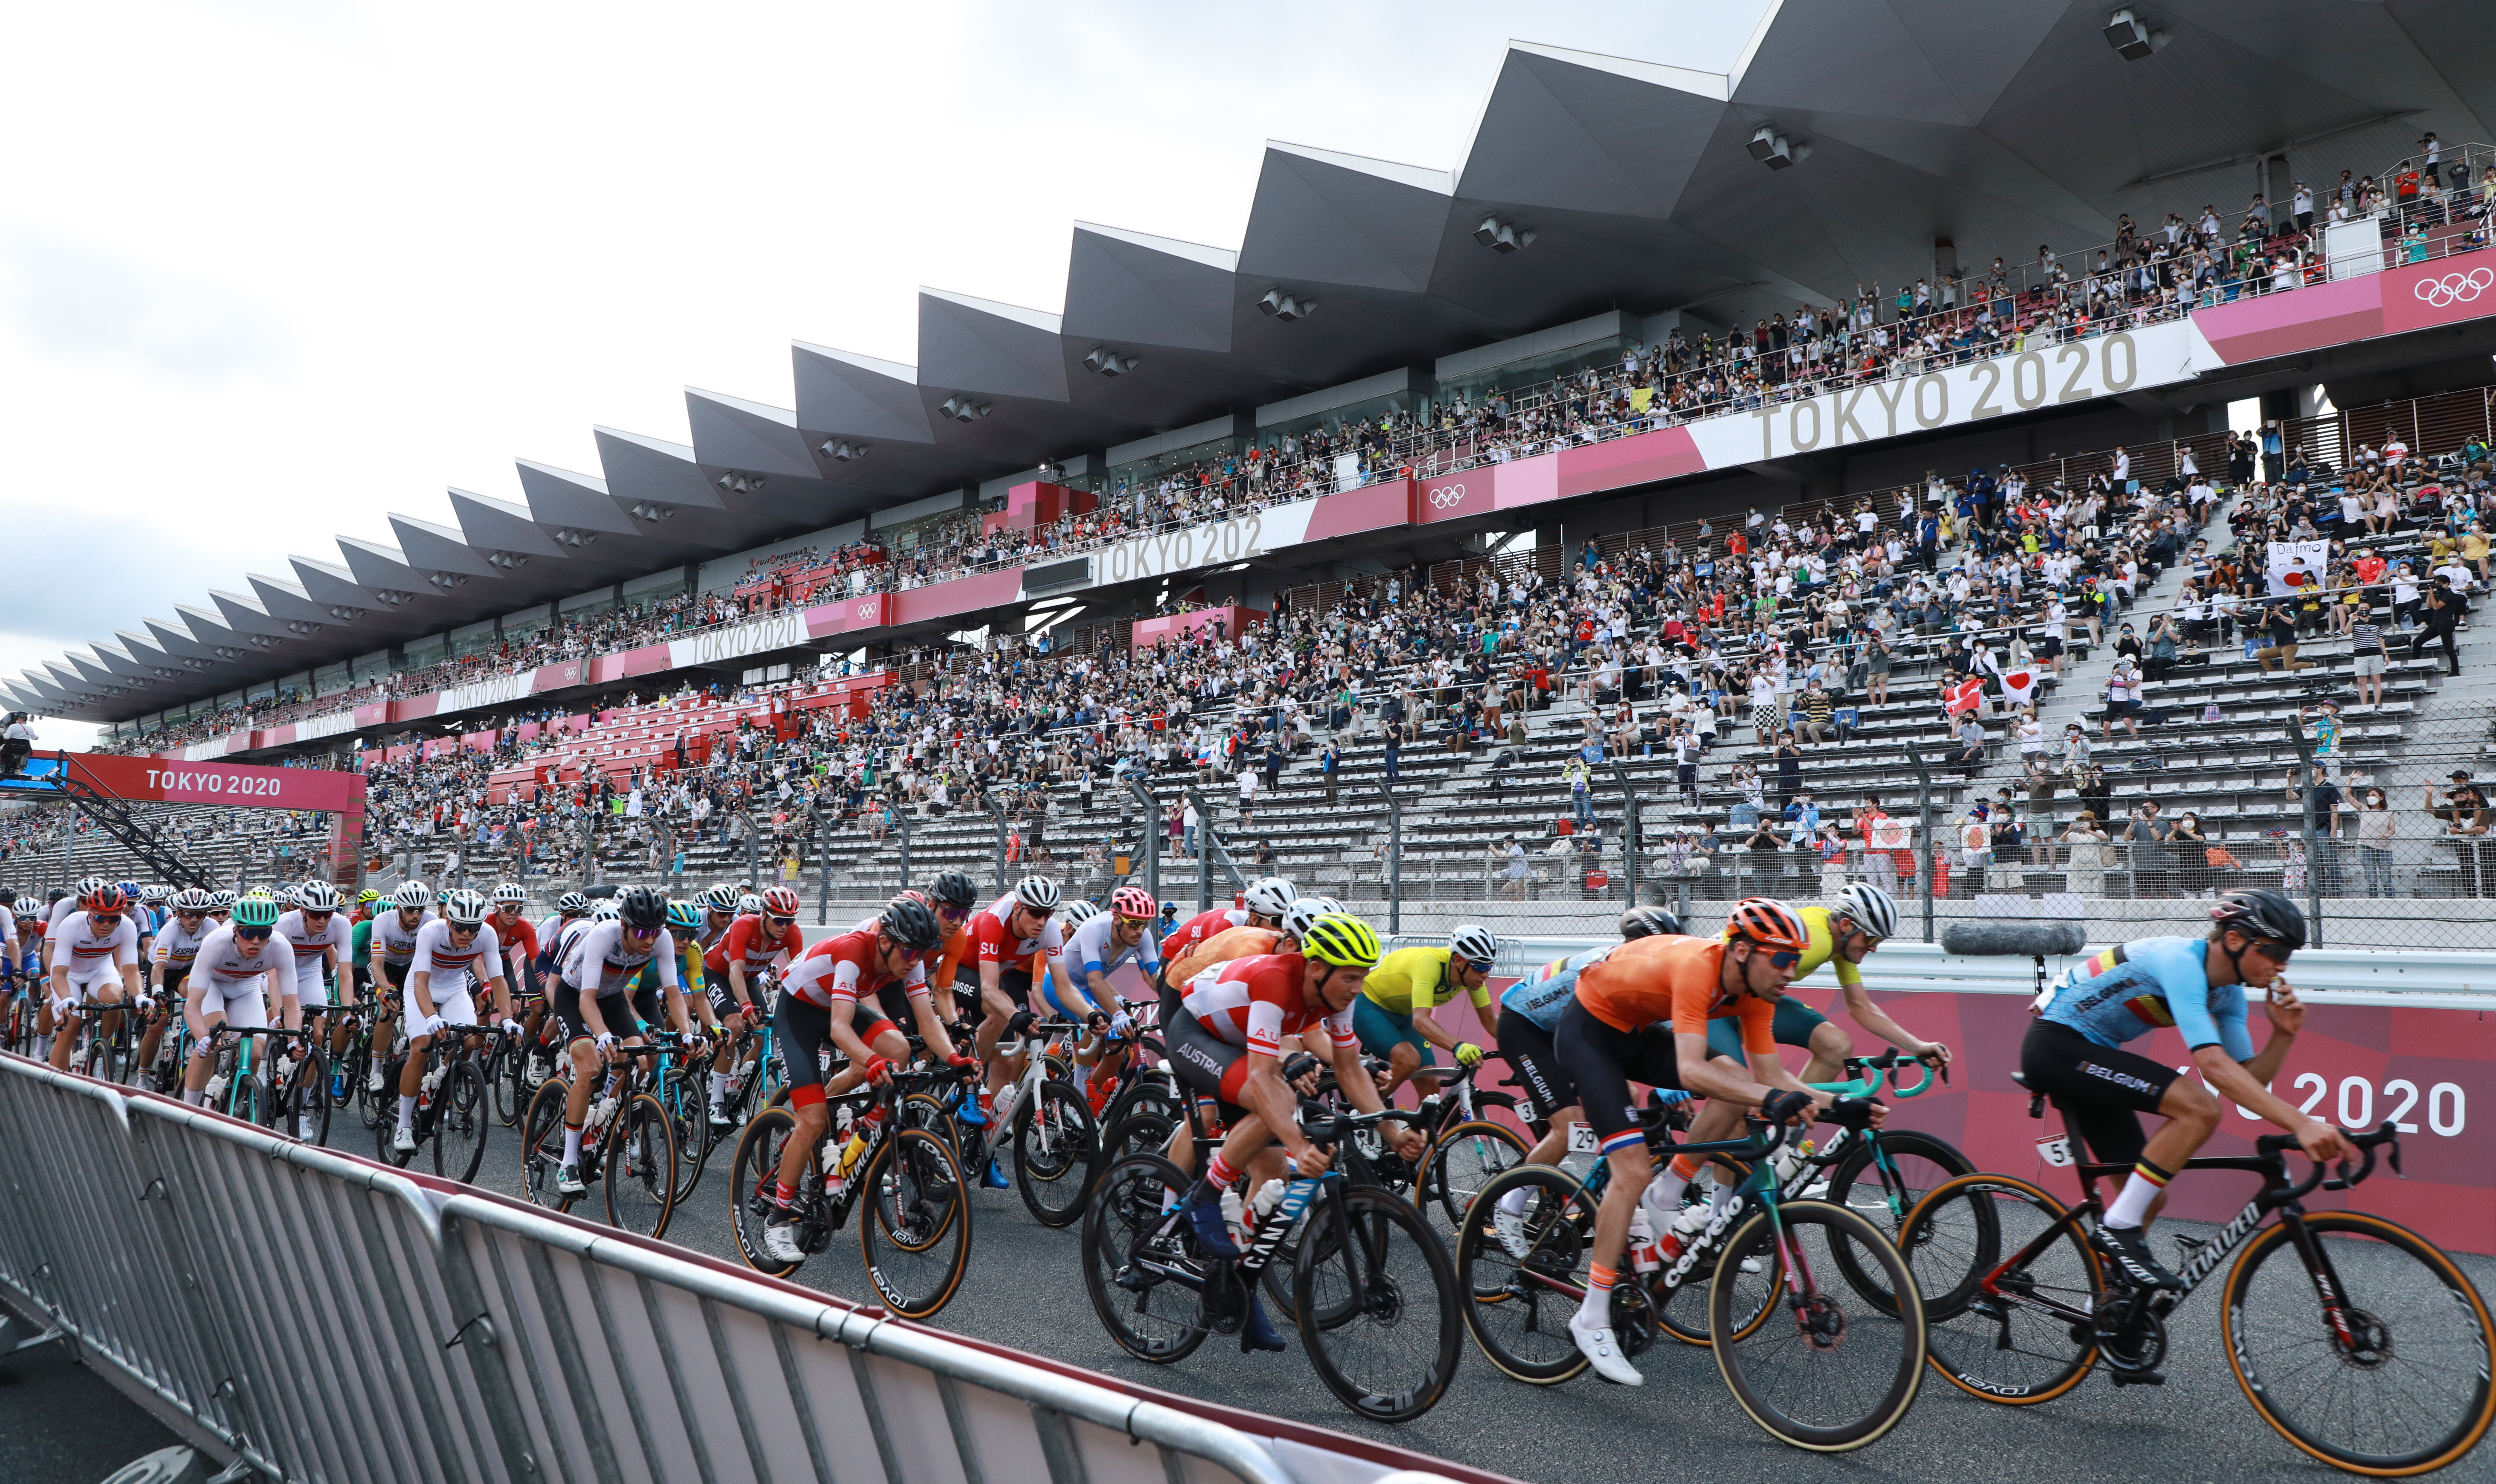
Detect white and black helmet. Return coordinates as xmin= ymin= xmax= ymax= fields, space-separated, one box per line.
xmin=1242 ymin=876 xmax=1297 ymax=919
xmin=556 ymin=890 xmax=590 ymax=915
xmin=1012 ymin=875 xmax=1061 ymax=913
xmin=169 ymin=887 xmax=214 ymax=913
xmin=1450 ymin=924 xmax=1500 ymax=967
xmin=490 ymin=881 xmax=527 ymax=906
xmin=1060 ymin=900 xmax=1101 ymax=926
xmin=392 ymin=881 xmax=432 ymax=910
xmin=592 ymin=901 xmax=623 ymax=923
xmin=702 ymin=884 xmax=742 ymax=913
xmin=1279 ymin=894 xmax=1344 ymax=943
xmin=736 ymin=893 xmax=764 ymax=916
xmin=1831 ymin=883 xmax=1900 ymax=940
xmin=139 ymin=884 xmax=172 ymax=905
xmin=441 ymin=889 xmax=490 ymax=927
xmin=296 ymin=879 xmax=339 ymax=912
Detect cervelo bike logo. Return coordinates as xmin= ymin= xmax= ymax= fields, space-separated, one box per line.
xmin=2414 ymin=267 xmax=2494 ymax=307
xmin=1425 ymin=482 xmax=1471 ymax=509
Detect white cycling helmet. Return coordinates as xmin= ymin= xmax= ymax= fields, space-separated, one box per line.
xmin=702 ymin=884 xmax=742 ymax=913
xmin=490 ymin=881 xmax=527 ymax=906
xmin=736 ymin=893 xmax=764 ymax=916
xmin=1279 ymin=894 xmax=1343 ymax=943
xmin=592 ymin=901 xmax=623 ymax=922
xmin=392 ymin=881 xmax=431 ymax=910
xmin=296 ymin=879 xmax=340 ymax=912
xmin=1012 ymin=875 xmax=1061 ymax=913
xmin=1830 ymin=883 xmax=1900 ymax=940
xmin=1450 ymin=924 xmax=1500 ymax=968
xmin=1061 ymin=900 xmax=1101 ymax=926
xmin=1242 ymin=875 xmax=1297 ymax=919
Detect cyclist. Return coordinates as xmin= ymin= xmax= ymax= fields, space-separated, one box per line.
xmin=123 ymin=882 xmax=156 ymax=976
xmin=920 ymin=871 xmax=982 ymax=1009
xmin=551 ymin=887 xmax=678 ymax=1194
xmin=365 ymin=882 xmax=431 ymax=1092
xmin=963 ymin=876 xmax=1066 ymax=1122
xmin=696 ymin=884 xmax=742 ymax=952
xmin=45 ymin=877 xmax=109 ymax=975
xmin=1356 ymin=924 xmax=1502 ymax=1100
xmin=45 ymin=883 xmax=141 ymax=1071
xmin=703 ymin=886 xmax=804 ymax=1126
xmin=761 ymin=896 xmax=970 ymax=1264
xmin=350 ymin=887 xmax=381 ymax=926
xmin=1158 ymin=876 xmax=1295 ymax=986
xmin=1556 ymin=897 xmax=1877 ymax=1386
xmin=274 ymin=879 xmax=353 ymax=1046
xmin=140 ymin=887 xmax=214 ymax=1086
xmin=1045 ymin=885 xmax=1164 ymax=1114
xmin=1162 ymin=892 xmax=1338 ymax=986
xmin=176 ymin=894 xmax=289 ymax=1107
xmin=1700 ymin=884 xmax=1946 ymax=1085
xmin=393 ymin=887 xmax=519 ymax=1153
xmin=7 ymin=896 xmax=41 ymax=1044
xmin=2023 ymin=889 xmax=2345 ymax=1291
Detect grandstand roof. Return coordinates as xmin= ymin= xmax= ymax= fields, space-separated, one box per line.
xmin=19 ymin=0 xmax=2496 ymax=724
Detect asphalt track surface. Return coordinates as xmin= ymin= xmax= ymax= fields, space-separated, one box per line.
xmin=391 ymin=1093 xmax=2496 ymax=1484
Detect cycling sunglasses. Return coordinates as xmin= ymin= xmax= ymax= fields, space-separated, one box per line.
xmin=767 ymin=914 xmax=797 ymax=927
xmin=88 ymin=912 xmax=122 ymax=927
xmin=234 ymin=926 xmax=273 ymax=941
xmin=624 ymin=924 xmax=660 ymax=941
xmin=1763 ymin=949 xmax=1802 ymax=969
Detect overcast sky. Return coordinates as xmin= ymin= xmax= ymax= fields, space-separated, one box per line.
xmin=0 ymin=0 xmax=1775 ymax=750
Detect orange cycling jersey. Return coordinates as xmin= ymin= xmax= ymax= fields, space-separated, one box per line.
xmin=1572 ymin=933 xmax=1775 ymax=1054
xmin=1166 ymin=924 xmax=1280 ymax=988
xmin=931 ymin=922 xmax=975 ymax=989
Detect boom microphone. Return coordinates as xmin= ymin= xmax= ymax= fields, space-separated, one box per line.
xmin=1940 ymin=920 xmax=2085 ymax=958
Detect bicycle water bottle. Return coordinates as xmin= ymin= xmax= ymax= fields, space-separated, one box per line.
xmin=1629 ymin=1207 xmax=1663 ymax=1273
xmin=991 ymin=1080 xmax=1021 ymax=1128
xmin=834 ymin=1107 xmax=884 ymax=1181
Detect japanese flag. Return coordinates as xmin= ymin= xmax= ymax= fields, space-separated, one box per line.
xmin=1999 ymin=669 xmax=2038 ymax=709
xmin=1945 ymin=676 xmax=1987 ymax=716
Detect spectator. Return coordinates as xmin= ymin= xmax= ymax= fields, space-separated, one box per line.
xmin=2060 ymin=811 xmax=2111 ymax=895
xmin=2355 ymin=787 xmax=2397 ymax=897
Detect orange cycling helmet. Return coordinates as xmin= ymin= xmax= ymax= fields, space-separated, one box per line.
xmin=1725 ymin=897 xmax=1809 ymax=952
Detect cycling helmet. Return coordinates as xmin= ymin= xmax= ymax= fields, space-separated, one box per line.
xmin=1062 ymin=900 xmax=1101 ymax=927
xmin=490 ymin=881 xmax=527 ymax=906
xmin=592 ymin=901 xmax=623 ymax=923
xmin=879 ymin=895 xmax=944 ymax=952
xmin=1012 ymin=875 xmax=1061 ymax=913
xmin=273 ymin=884 xmax=300 ymax=909
xmin=759 ymin=886 xmax=801 ymax=918
xmin=139 ymin=884 xmax=171 ymax=905
xmin=230 ymin=895 xmax=281 ymax=930
xmin=1279 ymin=894 xmax=1343 ymax=943
xmin=926 ymin=871 xmax=979 ymax=911
xmin=1109 ymin=885 xmax=1156 ymax=921
xmin=116 ymin=880 xmax=140 ymax=900
xmin=296 ymin=879 xmax=339 ymax=912
xmin=1725 ymin=897 xmax=1809 ymax=953
xmin=441 ymin=889 xmax=489 ymax=927
xmin=1830 ymin=883 xmax=1899 ymax=940
xmin=665 ymin=898 xmax=703 ymax=933
xmin=1242 ymin=876 xmax=1297 ymax=919
xmin=71 ymin=876 xmax=106 ymax=904
xmin=1619 ymin=904 xmax=1683 ymax=940
xmin=82 ymin=883 xmax=128 ymax=914
xmin=393 ymin=881 xmax=431 ymax=910
xmin=703 ymin=884 xmax=742 ymax=913
xmin=356 ymin=888 xmax=380 ymax=906
xmin=2209 ymin=889 xmax=2306 ymax=952
xmin=211 ymin=890 xmax=236 ymax=912
xmin=170 ymin=887 xmax=214 ymax=913
xmin=556 ymin=890 xmax=589 ymax=915
xmin=1449 ymin=924 xmax=1500 ymax=968
xmin=1300 ymin=911 xmax=1381 ymax=971
xmin=618 ymin=886 xmax=669 ymax=931
xmin=11 ymin=895 xmax=41 ymax=920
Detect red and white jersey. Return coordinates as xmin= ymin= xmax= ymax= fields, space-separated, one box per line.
xmin=410 ymin=919 xmax=503 ymax=996
xmin=969 ymin=892 xmax=1063 ymax=968
xmin=785 ymin=929 xmax=926 ymax=1010
xmin=1161 ymin=906 xmax=1249 ymax=966
xmin=52 ymin=911 xmax=138 ymax=981
xmin=704 ymin=913 xmax=804 ymax=981
xmin=275 ymin=909 xmax=350 ymax=990
xmin=560 ymin=920 xmax=676 ymax=996
xmin=493 ymin=913 xmax=540 ymax=981
xmin=188 ymin=925 xmax=286 ymax=996
xmin=1178 ymin=952 xmax=1352 ymax=1058
xmin=374 ymin=909 xmax=428 ymax=967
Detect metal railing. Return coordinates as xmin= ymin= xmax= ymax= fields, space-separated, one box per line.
xmin=0 ymin=1054 xmax=1486 ymax=1484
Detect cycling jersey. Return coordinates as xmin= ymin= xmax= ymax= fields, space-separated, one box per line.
xmin=1165 ymin=924 xmax=1278 ymax=988
xmin=2036 ymin=937 xmax=2254 ymax=1060
xmin=350 ymin=917 xmax=372 ymax=969
xmin=1501 ymin=943 xmax=1619 ymax=1031
xmin=373 ymin=910 xmax=427 ymax=968
xmin=704 ymin=913 xmax=804 ymax=983
xmin=1363 ymin=945 xmax=1492 ymax=1015
xmin=1060 ymin=911 xmax=1161 ymax=992
xmin=561 ymin=920 xmax=676 ymax=997
xmin=186 ymin=925 xmax=284 ymax=1023
xmin=151 ymin=918 xmax=214 ymax=981
xmin=274 ymin=909 xmax=350 ymax=1001
xmin=783 ymin=929 xmax=926 ymax=1010
xmin=1179 ymin=952 xmax=1352 ymax=1057
xmin=51 ymin=911 xmax=137 ymax=988
xmin=491 ymin=913 xmax=540 ymax=987
xmin=409 ymin=919 xmax=503 ymax=998
xmin=532 ymin=913 xmax=578 ymax=971
xmin=1783 ymin=906 xmax=1863 ymax=989
xmin=1160 ymin=906 xmax=1248 ymax=965
xmin=1572 ymin=933 xmax=1774 ymax=1054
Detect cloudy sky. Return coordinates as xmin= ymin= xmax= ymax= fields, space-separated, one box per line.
xmin=0 ymin=0 xmax=1774 ymax=749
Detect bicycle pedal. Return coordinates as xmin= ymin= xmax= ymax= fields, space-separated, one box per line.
xmin=2108 ymin=1369 xmax=2166 ymax=1388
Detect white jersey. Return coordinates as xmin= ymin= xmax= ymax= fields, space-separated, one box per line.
xmin=186 ymin=924 xmax=285 ymax=1020
xmin=561 ymin=920 xmax=678 ymax=997
xmin=43 ymin=897 xmax=80 ymax=969
xmin=410 ymin=919 xmax=502 ymax=997
xmin=53 ymin=911 xmax=138 ymax=984
xmin=1060 ymin=911 xmax=1161 ymax=987
xmin=275 ymin=909 xmax=351 ymax=993
xmin=373 ymin=909 xmax=428 ymax=968
xmin=152 ymin=917 xmax=216 ymax=978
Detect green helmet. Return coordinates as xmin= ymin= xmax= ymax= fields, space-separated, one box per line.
xmin=231 ymin=894 xmax=282 ymax=930
xmin=665 ymin=898 xmax=703 ymax=933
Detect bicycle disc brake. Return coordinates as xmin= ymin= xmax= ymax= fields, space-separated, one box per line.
xmin=1791 ymin=1292 xmax=1848 ymax=1351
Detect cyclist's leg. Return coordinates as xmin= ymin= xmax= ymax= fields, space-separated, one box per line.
xmin=1497 ymin=1006 xmax=1578 ymax=1168
xmin=554 ymin=986 xmax=606 ymax=1163
xmin=138 ymin=974 xmax=180 ymax=1070
xmin=1553 ymin=1000 xmax=1684 ymax=1334
xmin=1353 ymin=996 xmax=1429 ymax=1099
xmin=1775 ymin=996 xmax=1846 ymax=1083
xmin=2021 ymin=1019 xmax=2211 ymax=1247
xmin=769 ymin=994 xmax=837 ymax=1201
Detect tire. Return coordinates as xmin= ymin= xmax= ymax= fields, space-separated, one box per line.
xmin=1295 ymin=1183 xmax=1463 ymax=1423
xmin=1422 ymin=1119 xmax=1528 ymax=1231
xmin=1094 ymin=1113 xmax=1178 ymax=1189
xmin=1451 ymin=1165 xmax=1597 ymax=1384
xmin=728 ymin=1108 xmax=800 ymax=1277
xmin=1102 ymin=1078 xmax=1181 ymax=1134
xmin=228 ymin=1068 xmax=266 ymax=1129
xmin=1081 ymin=1152 xmax=1208 ymax=1364
xmin=333 ymin=1037 xmax=366 ymax=1109
xmin=668 ymin=1084 xmax=712 ymax=1202
xmin=284 ymin=1048 xmax=332 ymax=1147
xmin=1012 ymin=1080 xmax=1099 ymax=1228
xmin=1709 ymin=1199 xmax=1926 ymax=1451
xmin=2222 ymin=1210 xmax=2496 ymax=1477
xmin=434 ymin=1062 xmax=493 ymax=1185
xmin=900 ymin=1091 xmax=962 ymax=1155
xmin=490 ymin=1042 xmax=520 ymax=1126
xmin=1897 ymin=1172 xmax=2100 ymax=1406
xmin=518 ymin=1078 xmax=576 ymax=1212
xmin=859 ymin=1126 xmax=970 ymax=1319
xmin=604 ymin=1092 xmax=679 ymax=1238
xmin=1820 ymin=1129 xmax=1975 ymax=1313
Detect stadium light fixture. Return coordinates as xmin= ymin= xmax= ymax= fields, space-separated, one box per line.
xmin=716 ymin=471 xmax=765 ymax=495
xmin=628 ymin=502 xmax=676 ymax=523
xmin=1748 ymin=126 xmax=1808 ymax=170
xmin=551 ymin=528 xmax=598 ymax=548
xmin=484 ymin=550 xmax=530 ymax=570
xmin=1257 ymin=288 xmax=1313 ymax=321
xmin=425 ymin=572 xmax=469 ymax=591
xmin=938 ymin=395 xmax=991 ymax=423
xmin=820 ymin=439 xmax=868 ymax=462
xmin=1083 ymin=347 xmax=1139 ymax=376
xmin=2103 ymin=9 xmax=2169 ymax=60
xmin=1474 ymin=216 xmax=1536 ymax=253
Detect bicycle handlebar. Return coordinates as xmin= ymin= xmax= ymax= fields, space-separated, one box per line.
xmin=2256 ymin=1124 xmax=2400 ymax=1199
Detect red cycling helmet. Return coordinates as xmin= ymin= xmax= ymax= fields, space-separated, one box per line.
xmin=1110 ymin=885 xmax=1156 ymax=921
xmin=82 ymin=884 xmax=129 ymax=915
xmin=759 ymin=886 xmax=802 ymax=919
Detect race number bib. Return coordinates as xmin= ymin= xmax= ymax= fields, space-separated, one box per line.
xmin=2036 ymin=1134 xmax=2073 ymax=1168
xmin=1566 ymin=1121 xmax=1599 ymax=1155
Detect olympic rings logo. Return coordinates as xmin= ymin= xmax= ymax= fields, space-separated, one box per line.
xmin=856 ymin=601 xmax=877 ymax=618
xmin=1427 ymin=484 xmax=1469 ymax=509
xmin=2413 ymin=267 xmax=2494 ymax=307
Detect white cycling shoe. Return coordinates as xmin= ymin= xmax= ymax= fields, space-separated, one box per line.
xmin=392 ymin=1126 xmax=417 ymax=1154
xmin=762 ymin=1218 xmax=807 ymax=1264
xmin=1569 ymin=1314 xmax=1643 ymax=1386
xmin=1493 ymin=1204 xmax=1531 ymax=1258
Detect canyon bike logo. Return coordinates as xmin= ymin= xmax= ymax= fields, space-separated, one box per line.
xmin=1425 ymin=483 xmax=1470 ymax=509
xmin=2414 ymin=267 xmax=2494 ymax=307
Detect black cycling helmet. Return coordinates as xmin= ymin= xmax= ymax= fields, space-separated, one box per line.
xmin=1619 ymin=904 xmax=1684 ymax=940
xmin=618 ymin=885 xmax=669 ymax=931
xmin=925 ymin=871 xmax=978 ymax=911
xmin=879 ymin=895 xmax=944 ymax=953
xmin=2209 ymin=889 xmax=2306 ymax=953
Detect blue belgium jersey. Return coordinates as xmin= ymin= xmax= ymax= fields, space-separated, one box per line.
xmin=2037 ymin=936 xmax=2254 ymax=1060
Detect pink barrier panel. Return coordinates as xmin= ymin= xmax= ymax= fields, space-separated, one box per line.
xmin=806 ymin=591 xmax=893 ymax=637
xmin=1492 ymin=452 xmax=1561 ymax=510
xmin=2194 ymin=244 xmax=2496 ymax=365
xmin=462 ymin=731 xmax=497 ymax=753
xmin=390 ymin=695 xmax=438 ymax=723
xmin=619 ymin=644 xmax=671 ymax=678
xmin=892 ymin=568 xmax=1023 ymax=627
xmin=533 ymin=660 xmax=582 ymax=692
xmin=1415 ymin=470 xmax=1494 ymax=525
xmin=587 ymin=654 xmax=629 ymax=683
xmin=1302 ymin=479 xmax=1411 ymax=542
xmin=352 ymin=703 xmax=390 ymax=728
xmin=1559 ymin=423 xmax=1706 ymax=497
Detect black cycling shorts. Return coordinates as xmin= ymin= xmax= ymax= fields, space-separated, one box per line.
xmin=1553 ymin=997 xmax=1684 ymax=1145
xmin=2019 ymin=1019 xmax=2182 ymax=1169
xmin=776 ymin=993 xmax=835 ymax=1106
xmin=1496 ymin=1006 xmax=1573 ymax=1123
xmin=380 ymin=960 xmax=410 ymax=993
xmin=955 ymin=963 xmax=1030 ymax=1023
xmin=1156 ymin=981 xmax=1251 ymax=1122
xmin=553 ymin=983 xmax=639 ymax=1049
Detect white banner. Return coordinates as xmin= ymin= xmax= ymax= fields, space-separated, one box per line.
xmin=1082 ymin=500 xmax=1318 ymax=592
xmin=665 ymin=609 xmax=808 ymax=671
xmin=295 ymin=711 xmax=356 ymax=741
xmin=2266 ymin=539 xmax=2332 ymax=596
xmin=1333 ymin=454 xmax=1364 ymax=489
xmin=435 ymin=668 xmax=538 ymax=720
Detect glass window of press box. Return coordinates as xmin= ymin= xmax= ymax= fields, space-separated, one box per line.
xmin=1434 ymin=334 xmax=1631 ymax=414
xmin=1106 ymin=432 xmax=1250 ymax=513
xmin=1257 ymin=387 xmax=1430 ymax=458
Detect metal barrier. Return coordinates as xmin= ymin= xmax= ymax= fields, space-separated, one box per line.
xmin=0 ymin=1054 xmax=1491 ymax=1484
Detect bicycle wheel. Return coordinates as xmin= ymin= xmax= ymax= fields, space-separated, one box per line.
xmin=1821 ymin=1129 xmax=1974 ymax=1313
xmin=489 ymin=1042 xmax=519 ymax=1126
xmin=1013 ymin=1079 xmax=1099 ymax=1228
xmin=434 ymin=1062 xmax=494 ymax=1185
xmin=728 ymin=1108 xmax=800 ymax=1277
xmin=1897 ymin=1172 xmax=2099 ymax=1405
xmin=1102 ymin=1078 xmax=1181 ymax=1133
xmin=1095 ymin=1112 xmax=1178 ymax=1183
xmin=227 ymin=1068 xmax=266 ymax=1129
xmin=519 ymin=1079 xmax=576 ymax=1212
xmin=1081 ymin=1152 xmax=1208 ymax=1364
xmin=2223 ymin=1210 xmax=2496 ymax=1476
xmin=859 ymin=1126 xmax=970 ymax=1318
xmin=899 ymin=1091 xmax=961 ymax=1154
xmin=604 ymin=1092 xmax=679 ymax=1238
xmin=668 ymin=1084 xmax=711 ymax=1201
xmin=1294 ymin=1183 xmax=1463 ymax=1422
xmin=1451 ymin=1165 xmax=1597 ymax=1384
xmin=285 ymin=1048 xmax=332 ymax=1146
xmin=1710 ymin=1199 xmax=1926 ymax=1451
xmin=1423 ymin=1118 xmax=1527 ymax=1232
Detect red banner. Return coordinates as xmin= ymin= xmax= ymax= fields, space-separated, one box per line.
xmin=59 ymin=751 xmax=367 ymax=814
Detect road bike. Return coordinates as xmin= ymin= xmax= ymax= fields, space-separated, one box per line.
xmin=376 ymin=1023 xmax=512 ymax=1182
xmin=519 ymin=1035 xmax=684 ymax=1237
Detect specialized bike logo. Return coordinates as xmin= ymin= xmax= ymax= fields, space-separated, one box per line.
xmin=1425 ymin=483 xmax=1469 ymax=509
xmin=2413 ymin=266 xmax=2494 ymax=307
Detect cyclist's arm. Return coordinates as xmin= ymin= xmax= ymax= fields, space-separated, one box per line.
xmin=1836 ymin=981 xmax=1947 ymax=1061
xmin=486 ymin=974 xmax=512 ymax=1025
xmin=408 ymin=967 xmax=438 ymax=1020
xmin=2180 ymin=983 xmax=2341 ymax=1152
xmin=907 ymin=988 xmax=958 ymax=1061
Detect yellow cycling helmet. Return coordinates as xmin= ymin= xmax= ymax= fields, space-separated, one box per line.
xmin=1299 ymin=911 xmax=1382 ymax=971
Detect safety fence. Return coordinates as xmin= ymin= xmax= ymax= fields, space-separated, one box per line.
xmin=0 ymin=1053 xmax=1501 ymax=1484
